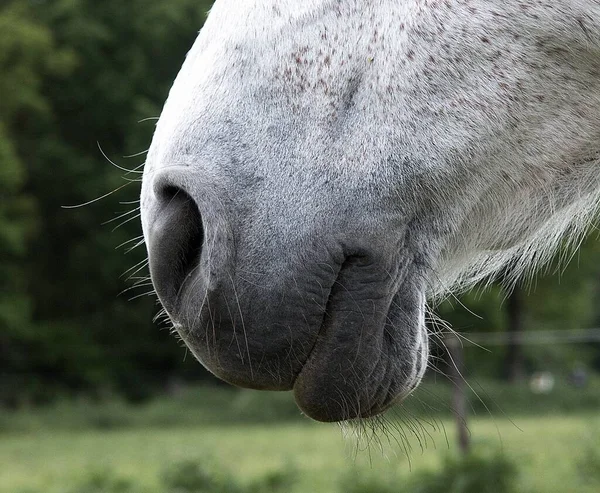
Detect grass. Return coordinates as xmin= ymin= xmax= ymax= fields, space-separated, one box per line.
xmin=1 ymin=415 xmax=600 ymax=493
xmin=2 ymin=380 xmax=600 ymax=492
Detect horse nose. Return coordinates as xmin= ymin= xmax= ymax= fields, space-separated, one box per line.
xmin=146 ymin=174 xmax=204 ymax=315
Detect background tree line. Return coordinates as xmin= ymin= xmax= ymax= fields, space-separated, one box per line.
xmin=1 ymin=0 xmax=599 ymax=407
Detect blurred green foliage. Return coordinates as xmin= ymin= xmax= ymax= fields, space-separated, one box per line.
xmin=7 ymin=447 xmax=521 ymax=493
xmin=0 ymin=0 xmax=600 ymax=407
xmin=0 ymin=0 xmax=215 ymax=405
xmin=577 ymin=427 xmax=600 ymax=485
xmin=410 ymin=448 xmax=520 ymax=493
xmin=339 ymin=446 xmax=520 ymax=493
xmin=66 ymin=468 xmax=138 ymax=493
xmin=2 ymin=379 xmax=600 ymax=434
xmin=14 ymin=457 xmax=298 ymax=493
xmin=161 ymin=459 xmax=230 ymax=493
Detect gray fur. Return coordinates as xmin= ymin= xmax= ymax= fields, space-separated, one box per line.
xmin=140 ymin=0 xmax=600 ymax=422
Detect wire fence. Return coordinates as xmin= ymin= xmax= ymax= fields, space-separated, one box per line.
xmin=444 ymin=327 xmax=600 ymax=454
xmin=455 ymin=328 xmax=600 ymax=346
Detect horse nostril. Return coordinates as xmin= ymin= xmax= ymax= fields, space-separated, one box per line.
xmin=147 ymin=184 xmax=204 ymax=315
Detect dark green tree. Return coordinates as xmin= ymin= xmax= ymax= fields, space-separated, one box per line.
xmin=0 ymin=0 xmax=76 ymax=404
xmin=2 ymin=0 xmax=215 ymax=404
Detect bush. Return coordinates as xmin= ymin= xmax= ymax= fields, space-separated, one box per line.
xmin=338 ymin=469 xmax=404 ymax=493
xmin=337 ymin=447 xmax=521 ymax=493
xmin=161 ymin=458 xmax=298 ymax=493
xmin=577 ymin=429 xmax=600 ymax=485
xmin=67 ymin=468 xmax=137 ymax=493
xmin=247 ymin=463 xmax=298 ymax=493
xmin=161 ymin=459 xmax=237 ymax=493
xmin=412 ymin=448 xmax=519 ymax=493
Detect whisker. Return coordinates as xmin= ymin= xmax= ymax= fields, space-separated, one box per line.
xmin=97 ymin=142 xmax=144 ymax=174
xmin=122 ymin=258 xmax=149 ymax=280
xmin=128 ymin=289 xmax=158 ymax=301
xmin=111 ymin=212 xmax=141 ymax=232
xmin=115 ymin=235 xmax=144 ymax=250
xmin=61 ymin=182 xmax=132 ymax=209
xmin=102 ymin=207 xmax=141 ymax=226
xmin=123 ymin=149 xmax=149 ymax=159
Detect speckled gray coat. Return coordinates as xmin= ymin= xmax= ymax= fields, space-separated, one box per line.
xmin=141 ymin=1 xmax=600 ymax=421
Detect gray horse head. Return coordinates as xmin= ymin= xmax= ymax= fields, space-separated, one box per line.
xmin=140 ymin=0 xmax=600 ymax=422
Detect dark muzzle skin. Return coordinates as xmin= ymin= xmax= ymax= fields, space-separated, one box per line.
xmin=143 ymin=167 xmax=428 ymax=422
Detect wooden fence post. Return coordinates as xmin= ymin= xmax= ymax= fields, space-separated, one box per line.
xmin=447 ymin=333 xmax=470 ymax=454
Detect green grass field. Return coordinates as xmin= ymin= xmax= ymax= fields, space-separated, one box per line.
xmin=1 ymin=382 xmax=600 ymax=492
xmin=1 ymin=413 xmax=599 ymax=493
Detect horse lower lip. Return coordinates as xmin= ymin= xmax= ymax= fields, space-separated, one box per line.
xmin=291 ymin=286 xmax=393 ymax=421
xmin=291 ymin=267 xmax=424 ymax=421
xmin=291 ymin=323 xmax=387 ymax=422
